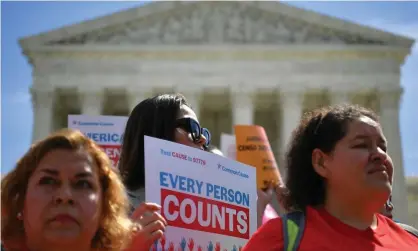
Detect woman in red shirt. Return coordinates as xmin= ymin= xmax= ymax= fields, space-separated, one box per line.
xmin=243 ymin=104 xmax=418 ymax=251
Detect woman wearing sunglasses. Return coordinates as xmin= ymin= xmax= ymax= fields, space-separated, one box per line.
xmin=118 ymin=93 xmax=210 ymax=249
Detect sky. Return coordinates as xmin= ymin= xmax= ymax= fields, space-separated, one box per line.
xmin=1 ymin=1 xmax=418 ymax=176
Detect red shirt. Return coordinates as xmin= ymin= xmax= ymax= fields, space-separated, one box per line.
xmin=243 ymin=206 xmax=418 ymax=251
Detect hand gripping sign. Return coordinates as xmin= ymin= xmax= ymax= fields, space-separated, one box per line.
xmin=234 ymin=125 xmax=283 ymax=190
xmin=220 ymin=131 xmax=280 ymax=224
xmin=144 ymin=136 xmax=257 ymax=251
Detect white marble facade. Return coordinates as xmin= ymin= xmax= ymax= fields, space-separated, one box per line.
xmin=20 ymin=1 xmax=414 ymax=223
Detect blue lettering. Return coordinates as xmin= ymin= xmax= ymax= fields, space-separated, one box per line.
xmin=233 ymin=192 xmax=250 ymax=207
xmin=220 ymin=186 xmax=227 ymax=202
xmin=205 ymin=181 xmax=250 ymax=207
xmin=159 ymin=173 xmax=249 ymax=206
xmin=159 ymin=173 xmax=203 ymax=196
xmin=169 ymin=173 xmax=179 ymax=189
xmin=85 ymin=133 xmax=122 ymax=143
xmin=160 ymin=149 xmax=171 ymax=156
xmin=187 ymin=178 xmax=195 ymax=194
xmin=228 ymin=189 xmax=235 ymax=203
xmin=111 ymin=134 xmax=119 ymax=142
xmin=213 ymin=185 xmax=221 ymax=200
xmin=242 ymin=193 xmax=250 ymax=207
xmin=160 ymin=172 xmax=169 ymax=188
xmin=235 ymin=191 xmax=242 ymax=205
xmin=179 ymin=176 xmax=187 ymax=192
xmin=206 ymin=183 xmax=214 ymax=197
xmin=99 ymin=134 xmax=107 ymax=142
xmin=91 ymin=133 xmax=99 ymax=142
xmin=196 ymin=180 xmax=203 ymax=195
xmin=78 ymin=121 xmax=115 ymax=127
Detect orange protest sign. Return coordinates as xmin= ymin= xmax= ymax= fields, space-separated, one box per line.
xmin=234 ymin=125 xmax=283 ymax=190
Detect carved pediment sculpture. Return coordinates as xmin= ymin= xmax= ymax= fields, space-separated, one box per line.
xmin=47 ymin=2 xmax=385 ymax=46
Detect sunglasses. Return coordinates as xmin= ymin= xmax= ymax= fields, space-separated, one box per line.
xmin=176 ymin=118 xmax=211 ymax=148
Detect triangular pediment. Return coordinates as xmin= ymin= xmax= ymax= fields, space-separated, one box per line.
xmin=20 ymin=1 xmax=414 ymax=48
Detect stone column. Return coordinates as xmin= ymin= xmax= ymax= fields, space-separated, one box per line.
xmin=31 ymin=87 xmax=55 ymax=143
xmin=278 ymin=89 xmax=304 ymax=162
xmin=78 ymin=87 xmax=104 ymax=115
xmin=126 ymin=88 xmax=152 ymax=114
xmin=230 ymin=87 xmax=254 ymax=132
xmin=379 ymin=88 xmax=409 ymax=223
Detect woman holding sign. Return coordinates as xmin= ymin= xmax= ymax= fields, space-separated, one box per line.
xmin=118 ymin=93 xmax=211 ymax=248
xmin=243 ymin=104 xmax=418 ymax=251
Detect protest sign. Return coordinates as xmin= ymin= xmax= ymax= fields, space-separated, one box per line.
xmin=220 ymin=133 xmax=236 ymax=160
xmin=68 ymin=115 xmax=127 ymax=167
xmin=144 ymin=136 xmax=257 ymax=251
xmin=234 ymin=125 xmax=282 ymax=190
xmin=221 ymin=132 xmax=279 ymax=224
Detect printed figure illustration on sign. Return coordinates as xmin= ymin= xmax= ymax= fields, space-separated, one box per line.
xmin=143 ymin=136 xmax=257 ymax=251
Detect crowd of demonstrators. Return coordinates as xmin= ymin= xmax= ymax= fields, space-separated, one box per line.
xmin=2 ymin=95 xmax=417 ymax=251
xmin=243 ymin=104 xmax=418 ymax=251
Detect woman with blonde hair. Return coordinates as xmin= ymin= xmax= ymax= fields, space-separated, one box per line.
xmin=1 ymin=128 xmax=164 ymax=251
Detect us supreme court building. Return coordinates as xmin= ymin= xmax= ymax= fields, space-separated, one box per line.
xmin=20 ymin=1 xmax=415 ymax=223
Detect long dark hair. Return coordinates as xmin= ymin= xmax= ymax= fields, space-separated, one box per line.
xmin=118 ymin=93 xmax=190 ymax=190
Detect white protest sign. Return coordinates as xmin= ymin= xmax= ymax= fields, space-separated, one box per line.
xmin=144 ymin=136 xmax=257 ymax=251
xmin=220 ymin=133 xmax=236 ymax=160
xmin=68 ymin=115 xmax=127 ymax=167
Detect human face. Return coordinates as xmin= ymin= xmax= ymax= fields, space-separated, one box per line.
xmin=23 ymin=149 xmax=102 ymax=249
xmin=320 ymin=116 xmax=393 ymax=205
xmin=174 ymin=105 xmax=208 ymax=150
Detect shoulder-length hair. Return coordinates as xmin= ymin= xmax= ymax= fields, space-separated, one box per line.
xmin=118 ymin=93 xmax=190 ymax=191
xmin=1 ymin=128 xmax=133 ymax=251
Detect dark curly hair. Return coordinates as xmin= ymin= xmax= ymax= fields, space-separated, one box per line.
xmin=118 ymin=93 xmax=190 ymax=190
xmin=283 ymin=104 xmax=379 ymax=211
